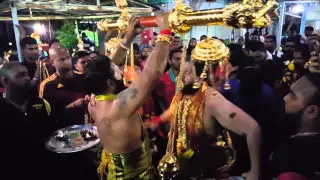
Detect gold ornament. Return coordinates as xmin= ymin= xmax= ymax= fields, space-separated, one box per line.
xmin=105 ymin=37 xmax=121 ymax=54
xmin=191 ymin=38 xmax=230 ymax=63
xmin=191 ymin=38 xmax=230 ymax=89
xmin=176 ymin=45 xmax=187 ymax=92
xmin=156 ymin=34 xmax=173 ymax=44
xmin=97 ymin=0 xmax=278 ymax=33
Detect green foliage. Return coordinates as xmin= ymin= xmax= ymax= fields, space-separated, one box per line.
xmin=57 ymin=21 xmax=78 ymax=52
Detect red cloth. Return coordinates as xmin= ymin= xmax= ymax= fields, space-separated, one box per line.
xmin=278 ymin=172 xmax=307 ymax=180
xmin=143 ymin=97 xmax=155 ymax=118
xmin=0 ymin=88 xmax=4 ymax=93
xmin=155 ymin=71 xmax=176 ymax=109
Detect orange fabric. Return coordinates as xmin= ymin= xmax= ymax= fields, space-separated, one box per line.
xmin=168 ymin=83 xmax=208 ymax=137
xmin=123 ymin=66 xmax=139 ymax=87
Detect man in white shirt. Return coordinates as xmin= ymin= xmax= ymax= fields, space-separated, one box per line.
xmin=265 ymin=35 xmax=283 ymax=58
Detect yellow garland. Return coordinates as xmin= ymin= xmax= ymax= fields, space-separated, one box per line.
xmin=288 ymin=60 xmax=295 ymax=71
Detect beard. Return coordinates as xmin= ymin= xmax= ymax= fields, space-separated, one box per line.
xmin=181 ymin=84 xmax=199 ymax=95
xmin=28 ymin=54 xmax=39 ymax=62
xmin=8 ymin=80 xmax=32 ymax=94
xmin=286 ymin=108 xmax=305 ymax=134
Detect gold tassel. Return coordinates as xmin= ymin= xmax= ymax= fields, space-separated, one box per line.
xmin=200 ymin=61 xmax=208 ymax=79
xmin=98 ymin=150 xmax=110 ymax=180
xmin=176 ymin=45 xmax=187 ymax=92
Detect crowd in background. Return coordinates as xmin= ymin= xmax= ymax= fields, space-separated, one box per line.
xmin=0 ymin=24 xmax=320 ymax=180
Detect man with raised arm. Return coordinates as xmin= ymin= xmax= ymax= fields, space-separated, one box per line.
xmin=85 ymin=15 xmax=171 ymax=180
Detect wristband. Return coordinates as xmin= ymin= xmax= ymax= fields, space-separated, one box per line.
xmin=156 ymin=34 xmax=172 ymax=45
xmin=159 ymin=30 xmax=171 ymax=36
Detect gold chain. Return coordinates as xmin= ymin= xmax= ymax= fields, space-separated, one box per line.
xmin=176 ymin=98 xmax=192 ymax=156
xmin=176 ymin=45 xmax=187 ymax=91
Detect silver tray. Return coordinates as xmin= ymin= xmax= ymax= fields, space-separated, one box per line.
xmin=45 ymin=124 xmax=100 ymax=153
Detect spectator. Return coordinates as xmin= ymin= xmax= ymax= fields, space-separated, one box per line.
xmin=200 ymin=35 xmax=207 ymax=41
xmin=270 ymin=74 xmax=320 ymax=180
xmin=89 ymin=51 xmax=99 ymax=59
xmin=73 ymin=51 xmax=90 ymax=74
xmin=187 ymin=38 xmax=197 ymax=56
xmin=305 ymin=26 xmax=314 ymax=38
xmin=265 ymin=35 xmax=283 ymax=58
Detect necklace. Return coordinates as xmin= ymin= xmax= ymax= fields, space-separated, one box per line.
xmin=4 ymin=98 xmax=28 ymax=115
xmin=290 ymin=132 xmax=320 ymax=139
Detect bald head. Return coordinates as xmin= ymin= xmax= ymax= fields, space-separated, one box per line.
xmin=49 ymin=45 xmax=69 ymax=60
xmin=49 ymin=45 xmax=72 ymax=73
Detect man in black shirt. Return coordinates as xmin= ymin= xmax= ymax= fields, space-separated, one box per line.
xmin=0 ymin=62 xmax=53 ymax=180
xmin=20 ymin=37 xmax=41 ymax=87
xmin=270 ymin=74 xmax=320 ymax=180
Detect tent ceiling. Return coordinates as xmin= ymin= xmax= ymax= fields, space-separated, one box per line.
xmin=0 ymin=0 xmax=159 ymax=20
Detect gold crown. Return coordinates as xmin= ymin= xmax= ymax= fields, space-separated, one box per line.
xmin=191 ymin=38 xmax=230 ymax=63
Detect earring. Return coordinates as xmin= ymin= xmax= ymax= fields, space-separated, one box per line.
xmin=192 ymin=82 xmax=200 ymax=89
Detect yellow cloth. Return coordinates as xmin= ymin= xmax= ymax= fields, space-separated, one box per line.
xmin=98 ymin=137 xmax=158 ymax=180
xmin=96 ymin=94 xmax=117 ymax=101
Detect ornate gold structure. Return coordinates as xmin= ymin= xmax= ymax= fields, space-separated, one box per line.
xmin=97 ymin=0 xmax=278 ymax=33
xmin=105 ymin=37 xmax=121 ymax=55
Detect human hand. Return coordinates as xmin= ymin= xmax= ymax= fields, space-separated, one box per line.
xmin=308 ymin=51 xmax=320 ymax=74
xmin=156 ymin=13 xmax=170 ymax=31
xmin=125 ymin=16 xmax=143 ymax=38
xmin=71 ymin=98 xmax=89 ymax=108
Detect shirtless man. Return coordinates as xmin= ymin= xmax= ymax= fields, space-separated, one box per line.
xmin=85 ymin=15 xmax=170 ymax=179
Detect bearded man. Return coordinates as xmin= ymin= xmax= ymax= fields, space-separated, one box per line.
xmin=148 ymin=38 xmax=261 ymax=180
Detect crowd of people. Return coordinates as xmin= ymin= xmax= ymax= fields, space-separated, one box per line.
xmin=1 ymin=15 xmax=320 ymax=180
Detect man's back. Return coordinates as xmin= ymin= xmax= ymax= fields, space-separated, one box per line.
xmin=89 ymin=99 xmax=144 ymax=153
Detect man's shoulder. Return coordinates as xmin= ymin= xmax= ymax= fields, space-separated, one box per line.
xmin=39 ymin=74 xmax=58 ymax=97
xmin=40 ymin=74 xmax=58 ymax=87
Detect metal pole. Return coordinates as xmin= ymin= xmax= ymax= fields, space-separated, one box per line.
xmin=300 ymin=7 xmax=307 ymax=36
xmin=277 ymin=2 xmax=285 ymax=49
xmin=97 ymin=0 xmax=100 ymax=6
xmin=11 ymin=6 xmax=22 ymax=62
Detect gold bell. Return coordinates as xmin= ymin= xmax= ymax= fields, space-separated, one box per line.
xmin=157 ymin=154 xmax=179 ymax=178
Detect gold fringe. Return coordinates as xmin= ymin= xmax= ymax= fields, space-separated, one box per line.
xmin=98 ymin=149 xmax=110 ymax=180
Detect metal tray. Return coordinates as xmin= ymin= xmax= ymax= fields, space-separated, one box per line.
xmin=45 ymin=124 xmax=100 ymax=153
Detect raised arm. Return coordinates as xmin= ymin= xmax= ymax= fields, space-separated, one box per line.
xmin=111 ymin=14 xmax=171 ymax=119
xmin=110 ymin=17 xmax=142 ymax=66
xmin=206 ymin=90 xmax=261 ymax=180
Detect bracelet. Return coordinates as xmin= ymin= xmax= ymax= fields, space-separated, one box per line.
xmin=156 ymin=34 xmax=172 ymax=45
xmin=119 ymin=42 xmax=129 ymax=50
xmin=159 ymin=29 xmax=171 ymax=36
